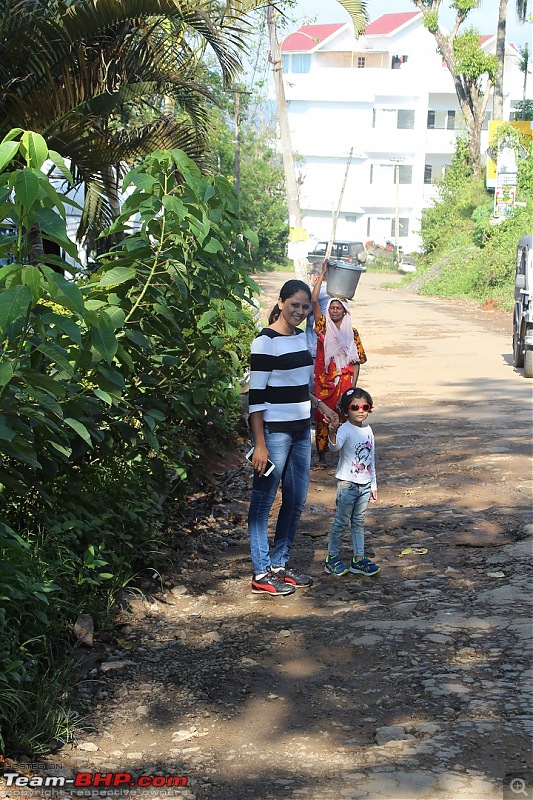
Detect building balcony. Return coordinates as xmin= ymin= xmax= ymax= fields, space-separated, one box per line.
xmin=282 ymin=66 xmax=445 ymax=102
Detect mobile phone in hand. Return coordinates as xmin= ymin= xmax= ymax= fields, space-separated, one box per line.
xmin=246 ymin=447 xmax=275 ymax=477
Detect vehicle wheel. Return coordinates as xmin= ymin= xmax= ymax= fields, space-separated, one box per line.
xmin=524 ymin=349 xmax=533 ymax=378
xmin=513 ymin=334 xmax=524 ymax=368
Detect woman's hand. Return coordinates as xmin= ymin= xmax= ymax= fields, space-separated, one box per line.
xmin=321 ymin=406 xmax=339 ymax=428
xmin=251 ymin=442 xmax=270 ymax=478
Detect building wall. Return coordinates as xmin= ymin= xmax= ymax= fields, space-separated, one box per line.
xmin=281 ymin=18 xmax=530 ymax=253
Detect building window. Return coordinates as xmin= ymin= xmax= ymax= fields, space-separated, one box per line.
xmin=391 ymin=218 xmax=409 ymax=237
xmin=369 ymin=164 xmax=374 ymax=183
xmin=345 ymin=214 xmax=358 ymax=222
xmin=397 ymin=109 xmax=415 ymax=129
xmin=281 ymin=54 xmax=289 ymax=73
xmin=427 ymin=110 xmax=436 ymax=129
xmin=357 ymin=56 xmax=366 ymax=68
xmin=446 ymin=110 xmax=456 ymax=130
xmin=292 ymin=54 xmax=311 ymax=74
xmin=424 ymin=165 xmax=433 ymax=184
xmin=392 ymin=55 xmax=408 ymax=69
xmin=398 ymin=165 xmax=412 ymax=184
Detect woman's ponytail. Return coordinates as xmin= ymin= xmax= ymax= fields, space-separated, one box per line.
xmin=268 ymin=305 xmax=281 ymax=324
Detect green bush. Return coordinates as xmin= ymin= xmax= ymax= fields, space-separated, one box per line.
xmin=0 ymin=131 xmax=258 ymax=754
xmin=414 ymin=137 xmax=533 ymax=310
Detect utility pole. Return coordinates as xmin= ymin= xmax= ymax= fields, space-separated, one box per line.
xmin=231 ymin=86 xmax=251 ymax=195
xmin=267 ymin=3 xmax=308 ymax=278
xmin=326 ymin=147 xmax=354 ymax=260
xmin=234 ymin=88 xmax=241 ymax=195
xmin=389 ymin=157 xmax=404 ymax=266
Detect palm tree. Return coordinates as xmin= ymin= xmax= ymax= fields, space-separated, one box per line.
xmin=0 ymin=0 xmax=257 ymax=246
xmin=493 ymin=0 xmax=529 ymax=120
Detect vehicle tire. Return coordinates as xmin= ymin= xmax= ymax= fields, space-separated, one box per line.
xmin=513 ymin=334 xmax=524 ymax=368
xmin=524 ymin=349 xmax=533 ymax=378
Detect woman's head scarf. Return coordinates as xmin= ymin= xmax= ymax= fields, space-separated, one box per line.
xmin=324 ymin=298 xmax=360 ymax=372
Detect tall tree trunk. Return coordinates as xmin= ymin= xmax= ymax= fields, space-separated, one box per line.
xmin=412 ymin=0 xmax=494 ymax=177
xmin=266 ymin=3 xmax=307 ymax=278
xmin=493 ymin=0 xmax=508 ymax=121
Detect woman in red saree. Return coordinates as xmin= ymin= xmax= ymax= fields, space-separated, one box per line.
xmin=311 ymin=262 xmax=367 ymax=462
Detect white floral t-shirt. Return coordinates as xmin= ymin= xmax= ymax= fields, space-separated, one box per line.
xmin=329 ymin=421 xmax=377 ymax=490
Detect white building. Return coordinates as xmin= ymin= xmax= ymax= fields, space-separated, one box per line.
xmin=279 ymin=11 xmax=531 ymax=253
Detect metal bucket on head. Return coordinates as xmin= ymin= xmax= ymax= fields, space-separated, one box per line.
xmin=326 ymin=260 xmax=365 ymax=300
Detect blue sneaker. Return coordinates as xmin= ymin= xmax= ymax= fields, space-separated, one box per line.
xmin=324 ymin=555 xmax=349 ymax=576
xmin=350 ymin=557 xmax=380 ymax=576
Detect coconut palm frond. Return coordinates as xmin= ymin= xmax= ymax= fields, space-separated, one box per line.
xmin=515 ymin=0 xmax=528 ymax=22
xmin=75 ymin=118 xmax=210 ymax=243
xmin=335 ymin=1 xmax=369 ymax=36
xmin=0 ymin=0 xmax=250 ymax=242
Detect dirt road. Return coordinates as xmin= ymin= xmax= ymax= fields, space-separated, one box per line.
xmin=5 ymin=272 xmax=531 ymax=800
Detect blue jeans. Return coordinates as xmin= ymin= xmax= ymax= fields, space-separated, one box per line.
xmin=328 ymin=480 xmax=371 ymax=558
xmin=248 ymin=426 xmax=311 ymax=576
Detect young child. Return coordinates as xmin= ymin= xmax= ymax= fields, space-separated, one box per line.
xmin=324 ymin=387 xmax=380 ymax=577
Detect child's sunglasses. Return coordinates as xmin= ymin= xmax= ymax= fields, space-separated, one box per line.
xmin=348 ymin=403 xmax=371 ymax=412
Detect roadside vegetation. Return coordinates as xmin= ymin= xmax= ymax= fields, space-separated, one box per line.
xmin=0 ymin=131 xmax=257 ymax=755
xmin=406 ymin=136 xmax=533 ymax=311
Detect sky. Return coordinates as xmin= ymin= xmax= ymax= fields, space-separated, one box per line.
xmin=282 ymin=0 xmax=532 ymax=47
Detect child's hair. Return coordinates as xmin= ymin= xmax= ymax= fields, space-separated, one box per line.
xmin=339 ymin=386 xmax=373 ymax=415
xmin=268 ymin=280 xmax=312 ymax=324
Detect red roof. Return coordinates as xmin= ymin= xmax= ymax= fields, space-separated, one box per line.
xmin=479 ymin=34 xmax=495 ymax=46
xmin=364 ymin=12 xmax=420 ymax=36
xmin=282 ymin=23 xmax=345 ymax=53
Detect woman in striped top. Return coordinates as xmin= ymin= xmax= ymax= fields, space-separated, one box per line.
xmin=248 ymin=279 xmax=338 ymax=596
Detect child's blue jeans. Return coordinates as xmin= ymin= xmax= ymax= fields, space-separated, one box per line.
xmin=328 ymin=480 xmax=372 ymax=558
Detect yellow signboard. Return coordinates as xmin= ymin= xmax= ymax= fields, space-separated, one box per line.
xmin=486 ymin=120 xmax=533 ymax=187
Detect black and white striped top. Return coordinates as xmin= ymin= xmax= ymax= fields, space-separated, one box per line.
xmin=248 ymin=328 xmax=313 ymax=431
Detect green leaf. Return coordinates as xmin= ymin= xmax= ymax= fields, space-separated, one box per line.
xmin=123 ymin=172 xmax=157 ymax=192
xmin=0 ymin=363 xmax=14 ymax=387
xmin=36 ymin=342 xmax=75 ymax=375
xmin=227 ymin=350 xmax=240 ymax=371
xmin=44 ymin=270 xmax=85 ymax=316
xmin=93 ymin=388 xmax=112 ymax=405
xmin=162 ymin=195 xmax=187 ymax=219
xmin=0 ymin=141 xmax=19 ymax=172
xmin=96 ymin=267 xmax=136 ymax=287
xmin=95 ymin=363 xmax=125 ymax=389
xmin=64 ymin=417 xmax=92 ymax=447
xmin=203 ymin=237 xmax=224 ymax=254
xmin=21 ymin=132 xmax=49 ymax=169
xmin=26 ymin=371 xmax=66 ymax=398
xmin=40 ymin=311 xmax=82 ymax=346
xmin=197 ymin=310 xmax=217 ymax=329
xmin=49 ymin=441 xmax=72 ymax=457
xmin=47 ymin=150 xmax=74 ymax=184
xmin=91 ymin=312 xmax=118 ymax=364
xmin=0 ymin=285 xmax=32 ymax=332
xmin=21 ymin=265 xmax=42 ymax=302
xmin=0 ymin=416 xmax=16 ymax=441
xmin=102 ymin=305 xmax=126 ymax=330
xmin=33 ymin=208 xmax=78 ymax=259
xmin=125 ymin=329 xmax=151 ymax=348
xmin=14 ymin=169 xmax=41 ymax=210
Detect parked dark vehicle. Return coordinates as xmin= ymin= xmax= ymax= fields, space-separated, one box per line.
xmin=307 ymin=240 xmax=367 ymax=267
xmin=513 ymin=235 xmax=533 ymax=378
